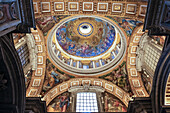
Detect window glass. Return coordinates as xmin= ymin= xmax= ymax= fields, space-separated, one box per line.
xmin=76 ymin=92 xmax=98 ymax=112
xmin=83 ymin=65 xmax=89 ymax=69
xmin=17 ymin=44 xmax=29 ymax=67
xmin=144 ymin=45 xmax=161 ymax=75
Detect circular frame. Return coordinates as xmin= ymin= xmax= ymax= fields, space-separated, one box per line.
xmin=47 ymin=15 xmax=127 ymax=76
xmin=78 ymin=22 xmax=94 ymax=37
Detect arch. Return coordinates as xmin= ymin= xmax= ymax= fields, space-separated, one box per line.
xmin=126 ymin=25 xmax=149 ymax=97
xmin=0 ymin=35 xmax=25 ymax=113
xmin=26 ymin=27 xmax=47 ymax=97
xmin=42 ymin=78 xmax=131 ymax=107
xmin=151 ymin=43 xmax=170 ymax=113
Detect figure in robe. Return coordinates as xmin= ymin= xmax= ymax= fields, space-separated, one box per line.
xmin=50 ymin=71 xmax=60 ymax=84
xmin=68 ymin=43 xmax=75 ymax=51
xmin=104 ymin=92 xmax=111 ymax=112
xmin=58 ymin=94 xmax=70 ymax=112
xmin=81 ymin=43 xmax=88 ymax=54
xmin=62 ymin=42 xmax=69 ymax=50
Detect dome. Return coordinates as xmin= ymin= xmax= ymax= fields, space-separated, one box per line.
xmin=47 ymin=15 xmax=127 ymax=76
xmin=55 ymin=17 xmax=115 ymax=58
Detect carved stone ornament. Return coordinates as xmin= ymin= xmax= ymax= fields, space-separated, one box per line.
xmin=0 ymin=73 xmax=7 ymax=91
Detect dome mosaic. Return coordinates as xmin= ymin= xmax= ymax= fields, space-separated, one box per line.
xmin=47 ymin=16 xmax=127 ymax=76
xmin=56 ymin=17 xmax=116 ymax=57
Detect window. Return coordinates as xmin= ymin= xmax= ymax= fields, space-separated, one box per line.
xmin=83 ymin=65 xmax=89 ymax=69
xmin=76 ymin=92 xmax=98 ymax=112
xmin=17 ymin=44 xmax=29 ymax=67
xmin=144 ymin=45 xmax=161 ymax=74
xmin=73 ymin=61 xmax=76 ymax=67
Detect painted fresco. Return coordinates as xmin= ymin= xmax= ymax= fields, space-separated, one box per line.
xmin=151 ymin=36 xmax=166 ymax=46
xmin=104 ymin=92 xmax=127 ymax=112
xmin=141 ymin=74 xmax=152 ymax=94
xmin=100 ymin=62 xmax=133 ymax=96
xmin=47 ymin=92 xmax=71 ymax=112
xmin=35 ymin=15 xmax=143 ymax=37
xmin=41 ymin=59 xmax=73 ymax=96
xmin=56 ymin=17 xmax=115 ymax=57
xmin=36 ymin=15 xmax=69 ymax=35
xmin=36 ymin=16 xmax=54 ymax=34
xmin=106 ymin=16 xmax=143 ymax=36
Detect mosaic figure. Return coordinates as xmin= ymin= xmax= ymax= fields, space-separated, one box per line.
xmin=36 ymin=15 xmax=69 ymax=35
xmin=59 ymin=93 xmax=70 ymax=112
xmin=101 ymin=62 xmax=133 ymax=96
xmin=104 ymin=92 xmax=127 ymax=112
xmin=47 ymin=92 xmax=70 ymax=112
xmin=42 ymin=60 xmax=70 ymax=95
xmin=106 ymin=16 xmax=142 ymax=36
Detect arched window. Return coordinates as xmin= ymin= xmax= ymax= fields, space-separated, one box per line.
xmin=68 ymin=85 xmax=104 ymax=112
xmin=17 ymin=44 xmax=30 ymax=67
xmin=13 ymin=33 xmax=37 ymax=88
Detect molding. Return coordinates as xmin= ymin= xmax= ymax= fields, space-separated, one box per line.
xmin=32 ymin=79 xmax=41 ymax=87
xmin=97 ymin=3 xmax=108 ymax=12
xmin=139 ymin=5 xmax=147 ymax=16
xmin=126 ymin=4 xmax=137 ymax=14
xmin=105 ymin=83 xmax=113 ymax=91
xmin=42 ymin=78 xmax=131 ymax=107
xmin=112 ymin=3 xmax=123 ymax=13
xmin=33 ymin=2 xmax=38 ymax=13
xmin=54 ymin=2 xmax=64 ymax=12
xmin=83 ymin=2 xmax=93 ymax=11
xmin=41 ymin=2 xmax=51 ymax=13
xmin=68 ymin=2 xmax=79 ymax=11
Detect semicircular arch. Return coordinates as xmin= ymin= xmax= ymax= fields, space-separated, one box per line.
xmin=126 ymin=25 xmax=149 ymax=97
xmin=42 ymin=78 xmax=131 ymax=107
